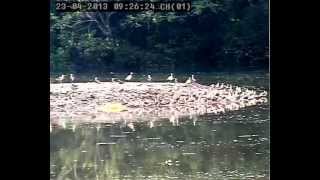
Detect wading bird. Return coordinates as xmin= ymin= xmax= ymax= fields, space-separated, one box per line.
xmin=125 ymin=72 xmax=133 ymax=81
xmin=56 ymin=74 xmax=65 ymax=83
xmin=191 ymin=74 xmax=196 ymax=82
xmin=147 ymin=74 xmax=152 ymax=81
xmin=185 ymin=77 xmax=192 ymax=84
xmin=112 ymin=78 xmax=124 ymax=84
xmin=94 ymin=77 xmax=101 ymax=84
xmin=70 ymin=74 xmax=74 ymax=83
xmin=167 ymin=73 xmax=174 ymax=81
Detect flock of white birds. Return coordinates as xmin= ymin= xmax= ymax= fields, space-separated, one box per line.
xmin=54 ymin=72 xmax=197 ymax=84
xmin=51 ymin=72 xmax=268 ymax=131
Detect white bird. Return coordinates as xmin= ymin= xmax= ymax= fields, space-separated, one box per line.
xmin=191 ymin=74 xmax=196 ymax=82
xmin=94 ymin=77 xmax=101 ymax=84
xmin=112 ymin=78 xmax=124 ymax=84
xmin=147 ymin=74 xmax=152 ymax=81
xmin=167 ymin=73 xmax=174 ymax=81
xmin=185 ymin=77 xmax=192 ymax=84
xmin=70 ymin=74 xmax=75 ymax=83
xmin=56 ymin=74 xmax=65 ymax=83
xmin=125 ymin=72 xmax=133 ymax=81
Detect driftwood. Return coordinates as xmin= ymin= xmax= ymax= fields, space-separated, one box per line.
xmin=50 ymin=82 xmax=268 ymax=127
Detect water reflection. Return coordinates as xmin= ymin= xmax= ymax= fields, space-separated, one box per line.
xmin=50 ymin=105 xmax=269 ymax=180
xmin=50 ymin=72 xmax=269 ymax=179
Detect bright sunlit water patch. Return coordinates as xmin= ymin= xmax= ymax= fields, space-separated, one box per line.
xmin=50 ymin=72 xmax=269 ymax=180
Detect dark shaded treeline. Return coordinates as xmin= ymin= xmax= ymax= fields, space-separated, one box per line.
xmin=50 ymin=0 xmax=268 ymax=74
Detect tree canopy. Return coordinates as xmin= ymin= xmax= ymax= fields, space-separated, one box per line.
xmin=50 ymin=0 xmax=269 ymax=73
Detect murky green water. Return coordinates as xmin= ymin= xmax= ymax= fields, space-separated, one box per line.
xmin=50 ymin=72 xmax=269 ymax=180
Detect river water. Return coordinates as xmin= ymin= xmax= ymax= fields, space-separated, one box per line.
xmin=50 ymin=72 xmax=269 ymax=180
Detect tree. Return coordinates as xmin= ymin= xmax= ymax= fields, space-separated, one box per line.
xmin=50 ymin=0 xmax=269 ymax=73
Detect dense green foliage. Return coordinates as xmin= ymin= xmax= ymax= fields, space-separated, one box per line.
xmin=50 ymin=0 xmax=269 ymax=73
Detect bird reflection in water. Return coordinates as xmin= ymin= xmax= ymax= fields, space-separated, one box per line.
xmin=96 ymin=123 xmax=101 ymax=132
xmin=71 ymin=124 xmax=76 ymax=132
xmin=127 ymin=122 xmax=135 ymax=131
xmin=149 ymin=120 xmax=154 ymax=128
xmin=169 ymin=114 xmax=179 ymax=126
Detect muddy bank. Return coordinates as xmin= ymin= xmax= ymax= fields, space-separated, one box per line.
xmin=50 ymin=82 xmax=267 ymax=126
